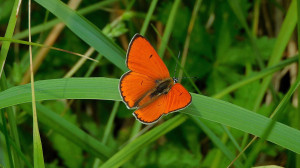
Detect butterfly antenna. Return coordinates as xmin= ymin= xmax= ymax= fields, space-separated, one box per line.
xmin=178 ymin=76 xmax=200 ymax=82
xmin=173 ymin=51 xmax=181 ymax=80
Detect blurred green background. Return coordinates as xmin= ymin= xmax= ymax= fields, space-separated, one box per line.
xmin=0 ymin=0 xmax=300 ymax=167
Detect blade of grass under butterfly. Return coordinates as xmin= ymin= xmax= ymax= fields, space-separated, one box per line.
xmin=0 ymin=78 xmax=299 ymax=153
xmin=0 ymin=78 xmax=120 ymax=109
xmin=20 ymin=103 xmax=114 ymax=160
xmin=244 ymin=76 xmax=300 ymax=167
xmin=0 ymin=0 xmax=22 ymax=167
xmin=33 ymin=0 xmax=128 ymax=72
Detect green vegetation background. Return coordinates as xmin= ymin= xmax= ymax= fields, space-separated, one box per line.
xmin=0 ymin=0 xmax=300 ymax=167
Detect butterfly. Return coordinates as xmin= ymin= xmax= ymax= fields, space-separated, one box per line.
xmin=119 ymin=34 xmax=192 ymax=124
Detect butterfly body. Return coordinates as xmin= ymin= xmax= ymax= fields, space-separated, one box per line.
xmin=119 ymin=34 xmax=192 ymax=124
xmin=135 ymin=77 xmax=174 ymax=109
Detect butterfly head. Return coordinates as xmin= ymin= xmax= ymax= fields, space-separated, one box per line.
xmin=173 ymin=77 xmax=178 ymax=84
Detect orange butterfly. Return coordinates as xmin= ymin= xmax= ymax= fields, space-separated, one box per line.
xmin=119 ymin=34 xmax=192 ymax=124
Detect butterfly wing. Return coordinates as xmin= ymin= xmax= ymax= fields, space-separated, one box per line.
xmin=165 ymin=83 xmax=192 ymax=114
xmin=133 ymin=83 xmax=192 ymax=124
xmin=119 ymin=71 xmax=156 ymax=109
xmin=126 ymin=34 xmax=170 ymax=80
xmin=133 ymin=95 xmax=167 ymax=124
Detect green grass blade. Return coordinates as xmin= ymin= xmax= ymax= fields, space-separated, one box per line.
xmin=0 ymin=109 xmax=14 ymax=168
xmin=228 ymin=0 xmax=264 ymax=68
xmin=0 ymin=0 xmax=23 ymax=167
xmin=0 ymin=123 xmax=33 ymax=168
xmin=102 ymin=101 xmax=119 ymax=144
xmin=13 ymin=0 xmax=119 ymax=40
xmin=34 ymin=0 xmax=127 ymax=72
xmin=221 ymin=125 xmax=246 ymax=160
xmin=297 ymin=0 xmax=300 ymax=166
xmin=21 ymin=103 xmax=114 ymax=160
xmin=140 ymin=0 xmax=158 ymax=35
xmin=252 ymin=0 xmax=260 ymax=35
xmin=0 ymin=74 xmax=22 ymax=168
xmin=178 ymin=0 xmax=202 ymax=80
xmin=253 ymin=0 xmax=297 ymax=111
xmin=84 ymin=54 xmax=103 ymax=77
xmin=100 ymin=114 xmax=187 ymax=168
xmin=192 ymin=118 xmax=243 ymax=168
xmin=184 ymin=94 xmax=300 ymax=154
xmin=0 ymin=78 xmax=299 ymax=153
xmin=0 ymin=78 xmax=119 ymax=108
xmin=92 ymin=101 xmax=120 ymax=167
xmin=0 ymin=0 xmax=20 ymax=78
xmin=245 ymin=77 xmax=300 ymax=167
xmin=158 ymin=0 xmax=181 ymax=58
xmin=28 ymin=0 xmax=45 ymax=166
xmin=213 ymin=56 xmax=298 ymax=99
xmin=33 ymin=124 xmax=44 ymax=168
xmin=129 ymin=120 xmax=143 ymax=139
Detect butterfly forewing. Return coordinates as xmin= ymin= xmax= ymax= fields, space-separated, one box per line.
xmin=126 ymin=34 xmax=170 ymax=80
xmin=119 ymin=71 xmax=156 ymax=108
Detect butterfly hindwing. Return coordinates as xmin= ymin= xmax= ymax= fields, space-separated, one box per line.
xmin=133 ymin=95 xmax=167 ymax=124
xmin=126 ymin=34 xmax=170 ymax=80
xmin=165 ymin=83 xmax=192 ymax=114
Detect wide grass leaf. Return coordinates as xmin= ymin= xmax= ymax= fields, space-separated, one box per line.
xmin=33 ymin=0 xmax=127 ymax=72
xmin=0 ymin=77 xmax=299 ymax=154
